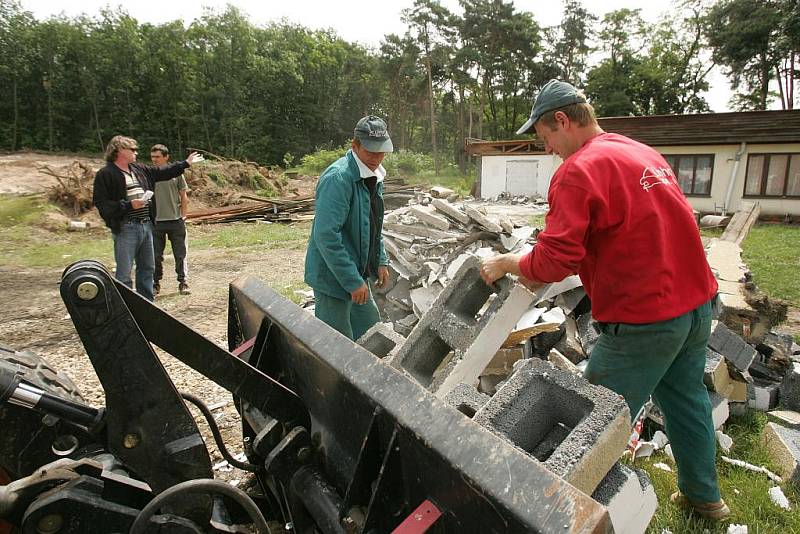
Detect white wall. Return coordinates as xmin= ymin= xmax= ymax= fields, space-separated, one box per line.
xmin=479 ymin=143 xmax=800 ymax=215
xmin=479 ymin=154 xmax=560 ymax=199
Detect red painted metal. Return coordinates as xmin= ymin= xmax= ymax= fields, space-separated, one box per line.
xmin=391 ymin=499 xmax=442 ymax=534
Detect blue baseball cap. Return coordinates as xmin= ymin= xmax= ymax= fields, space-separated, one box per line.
xmin=354 ymin=115 xmax=393 ymax=153
xmin=516 ymin=79 xmax=588 ymax=134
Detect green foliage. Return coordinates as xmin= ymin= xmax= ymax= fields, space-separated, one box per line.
xmin=256 ymin=184 xmax=277 ymax=198
xmin=297 ymin=145 xmax=349 ymax=175
xmin=206 ymin=171 xmax=228 ymax=186
xmin=383 ymin=150 xmax=435 ymax=176
xmin=741 ymin=223 xmax=800 ymax=305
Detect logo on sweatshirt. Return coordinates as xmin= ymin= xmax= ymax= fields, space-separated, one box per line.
xmin=640 ymin=166 xmax=676 ymax=192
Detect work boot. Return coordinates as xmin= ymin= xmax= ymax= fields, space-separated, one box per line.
xmin=153 ymin=282 xmax=160 ymax=296
xmin=670 ymin=491 xmax=730 ymax=520
xmin=178 ymin=281 xmax=191 ymax=295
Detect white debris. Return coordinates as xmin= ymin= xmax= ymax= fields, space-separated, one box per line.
xmin=720 ymin=455 xmax=783 ymax=483
xmin=229 ymin=479 xmax=241 ymax=487
xmin=634 ymin=442 xmax=655 ymax=459
xmin=663 ymin=444 xmax=675 ymax=461
xmin=213 ymin=460 xmax=232 ymax=472
xmin=716 ymin=430 xmax=733 ymax=453
xmin=768 ymin=486 xmax=791 ymax=510
xmin=651 ymin=430 xmax=669 ymax=449
xmin=653 ymin=462 xmax=672 ymax=472
xmin=727 ymin=524 xmax=748 ymax=534
xmin=540 ymin=306 xmax=566 ymax=325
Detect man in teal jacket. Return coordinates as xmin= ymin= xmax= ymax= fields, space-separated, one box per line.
xmin=304 ymin=116 xmax=392 ymax=340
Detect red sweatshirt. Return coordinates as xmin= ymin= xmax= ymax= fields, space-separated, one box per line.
xmin=520 ymin=133 xmax=718 ymax=324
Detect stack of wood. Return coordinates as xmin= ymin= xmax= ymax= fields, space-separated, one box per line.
xmin=41 ymin=161 xmax=95 ymax=215
xmin=186 ymin=178 xmax=417 ymax=224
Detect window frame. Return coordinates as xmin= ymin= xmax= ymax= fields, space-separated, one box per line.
xmin=661 ymin=153 xmax=715 ymax=197
xmin=742 ymin=152 xmax=800 ymax=199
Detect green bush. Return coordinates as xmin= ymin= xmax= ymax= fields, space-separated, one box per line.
xmin=383 ymin=150 xmax=435 ymax=176
xmin=297 ymin=145 xmax=349 ymax=175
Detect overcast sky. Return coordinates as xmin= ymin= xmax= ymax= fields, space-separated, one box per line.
xmin=21 ymin=0 xmax=734 ymax=111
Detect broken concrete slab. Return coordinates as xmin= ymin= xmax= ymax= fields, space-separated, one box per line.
xmin=708 ymin=321 xmax=757 ymax=382
xmin=554 ymin=286 xmax=588 ymax=315
xmin=383 ymin=237 xmax=421 ymax=279
xmin=464 ymin=204 xmax=503 ymax=233
xmin=501 ymin=317 xmax=561 ymax=348
xmin=591 ymin=463 xmax=657 ymax=534
xmin=748 ymin=379 xmax=781 ymax=412
xmin=356 ymin=322 xmax=406 ymax=360
xmin=576 ymin=312 xmax=602 ymax=356
xmin=548 ymin=348 xmax=581 ymax=375
xmin=386 ymin=276 xmax=412 ymax=311
xmin=393 ymin=313 xmax=418 ymax=337
xmin=443 ymin=382 xmax=491 ymax=418
xmin=532 ymin=275 xmax=583 ymax=304
xmin=768 ymin=410 xmax=800 ymax=429
xmin=780 ymin=362 xmax=800 ymax=412
xmin=473 ymin=359 xmax=630 ymax=494
xmin=710 ymin=391 xmax=730 ymax=429
xmin=555 ymin=316 xmax=586 ymax=364
xmin=410 ymin=283 xmax=443 ymax=316
xmin=383 ymin=221 xmax=463 ymax=241
xmin=409 ymin=205 xmax=451 ymax=231
xmin=430 ymin=198 xmax=470 ymax=225
xmin=762 ymin=422 xmax=800 ymax=486
xmin=430 ymin=185 xmax=455 ymax=198
xmin=540 ymin=306 xmax=566 ymax=325
xmin=705 ymin=348 xmax=733 ymax=392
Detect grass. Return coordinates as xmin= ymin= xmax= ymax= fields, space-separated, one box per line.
xmin=0 ymin=194 xmax=114 ymax=268
xmin=741 ymin=223 xmax=800 ymax=306
xmin=640 ymin=412 xmax=800 ymax=533
xmin=191 ymin=221 xmax=310 ymax=249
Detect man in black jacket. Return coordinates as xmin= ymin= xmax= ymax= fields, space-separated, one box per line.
xmin=92 ymin=135 xmax=201 ymax=301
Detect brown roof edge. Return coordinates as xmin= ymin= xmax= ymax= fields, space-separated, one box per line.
xmin=466 ymin=110 xmax=800 ymax=154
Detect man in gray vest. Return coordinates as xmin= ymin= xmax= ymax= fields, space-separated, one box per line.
xmin=150 ymin=144 xmax=190 ymax=295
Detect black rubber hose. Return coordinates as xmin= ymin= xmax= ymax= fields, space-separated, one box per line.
xmin=129 ymin=478 xmax=271 ymax=534
xmin=180 ymin=391 xmax=258 ymax=472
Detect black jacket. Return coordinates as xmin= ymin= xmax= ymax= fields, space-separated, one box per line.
xmin=92 ymin=160 xmax=189 ymax=233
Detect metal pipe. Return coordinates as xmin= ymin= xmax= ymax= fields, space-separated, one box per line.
xmin=290 ymin=465 xmax=346 ymax=534
xmin=723 ymin=142 xmax=747 ymax=216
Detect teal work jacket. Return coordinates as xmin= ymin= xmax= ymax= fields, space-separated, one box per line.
xmin=304 ymin=150 xmax=388 ymax=300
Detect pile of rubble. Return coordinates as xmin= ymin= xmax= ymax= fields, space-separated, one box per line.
xmin=348 ymin=197 xmax=800 ymax=533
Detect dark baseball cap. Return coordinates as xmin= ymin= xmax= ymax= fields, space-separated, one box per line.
xmin=354 ymin=115 xmax=394 ymax=153
xmin=516 ymin=79 xmax=588 ymax=134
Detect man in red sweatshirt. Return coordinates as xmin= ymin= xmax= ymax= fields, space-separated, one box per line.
xmin=480 ymin=80 xmax=728 ymax=520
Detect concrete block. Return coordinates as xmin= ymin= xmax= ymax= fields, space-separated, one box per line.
xmin=409 ymin=205 xmax=451 ymax=231
xmin=431 ymin=198 xmax=470 ymax=225
xmin=356 ymin=323 xmax=406 ymax=360
xmin=548 ymin=348 xmax=581 ymax=375
xmin=473 ymin=359 xmax=630 ymax=494
xmin=443 ymin=382 xmax=491 ymax=418
xmin=390 ymin=256 xmax=533 ymax=397
xmin=780 ymin=362 xmax=800 ymax=412
xmin=708 ymin=321 xmax=757 ymax=382
xmin=576 ymin=312 xmax=602 ymax=355
xmin=554 ymin=286 xmax=588 ymax=315
xmin=464 ymin=204 xmax=503 ymax=233
xmin=554 ymin=317 xmax=586 ymax=364
xmin=729 ymin=401 xmax=748 ymax=417
xmin=709 ymin=391 xmax=730 ymax=429
xmin=705 ymin=348 xmax=733 ymax=393
xmin=768 ymin=410 xmax=800 ymax=429
xmin=410 ymin=283 xmax=443 ymax=316
xmin=393 ymin=313 xmax=418 ymax=337
xmin=591 ymin=463 xmax=657 ymax=534
xmin=763 ymin=422 xmax=800 ymax=486
xmin=747 ymin=379 xmax=781 ymax=412
xmin=533 ymin=275 xmax=583 ymax=305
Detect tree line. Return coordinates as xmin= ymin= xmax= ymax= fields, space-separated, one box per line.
xmin=0 ymin=0 xmax=797 ymax=171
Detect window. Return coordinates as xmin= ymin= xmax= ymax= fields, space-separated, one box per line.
xmin=744 ymin=153 xmax=800 ymax=198
xmin=662 ymin=154 xmax=714 ymax=196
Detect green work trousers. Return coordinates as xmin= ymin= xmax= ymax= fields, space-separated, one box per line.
xmin=585 ymin=298 xmax=721 ymax=504
xmin=313 ymin=286 xmax=381 ymax=341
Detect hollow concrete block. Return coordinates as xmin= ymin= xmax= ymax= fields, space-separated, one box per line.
xmin=473 ymin=358 xmax=630 ymax=494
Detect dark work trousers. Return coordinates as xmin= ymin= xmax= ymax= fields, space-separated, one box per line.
xmin=153 ymin=218 xmax=188 ymax=284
